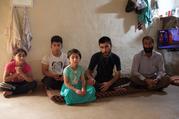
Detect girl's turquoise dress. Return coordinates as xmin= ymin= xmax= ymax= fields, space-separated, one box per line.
xmin=60 ymin=65 xmax=96 ymax=105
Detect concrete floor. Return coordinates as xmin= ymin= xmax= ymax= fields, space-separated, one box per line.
xmin=0 ymin=85 xmax=179 ymax=119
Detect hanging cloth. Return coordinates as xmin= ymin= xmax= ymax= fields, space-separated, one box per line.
xmin=21 ymin=7 xmax=32 ymax=52
xmin=7 ymin=7 xmax=32 ymax=54
xmin=137 ymin=0 xmax=152 ymax=30
xmin=7 ymin=7 xmax=22 ymax=54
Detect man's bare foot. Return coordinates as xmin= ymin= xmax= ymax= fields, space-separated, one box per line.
xmin=3 ymin=91 xmax=13 ymax=98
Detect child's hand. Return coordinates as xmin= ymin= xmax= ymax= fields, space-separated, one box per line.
xmin=17 ymin=74 xmax=24 ymax=80
xmin=87 ymin=78 xmax=96 ymax=85
xmin=53 ymin=74 xmax=60 ymax=80
xmin=75 ymin=89 xmax=83 ymax=96
xmin=57 ymin=75 xmax=63 ymax=81
xmin=81 ymin=88 xmax=86 ymax=96
xmin=15 ymin=66 xmax=23 ymax=74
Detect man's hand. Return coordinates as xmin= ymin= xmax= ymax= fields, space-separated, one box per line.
xmin=153 ymin=79 xmax=159 ymax=84
xmin=145 ymin=79 xmax=158 ymax=89
xmin=100 ymin=81 xmax=112 ymax=92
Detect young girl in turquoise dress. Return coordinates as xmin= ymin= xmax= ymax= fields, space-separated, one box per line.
xmin=60 ymin=49 xmax=96 ymax=105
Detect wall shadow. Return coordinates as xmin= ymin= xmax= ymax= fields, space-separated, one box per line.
xmin=95 ymin=0 xmax=157 ymax=42
xmin=95 ymin=0 xmax=137 ymax=33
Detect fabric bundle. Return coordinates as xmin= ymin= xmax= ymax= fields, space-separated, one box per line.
xmin=7 ymin=7 xmax=22 ymax=54
xmin=125 ymin=0 xmax=152 ymax=30
xmin=21 ymin=7 xmax=32 ymax=52
xmin=7 ymin=7 xmax=32 ymax=54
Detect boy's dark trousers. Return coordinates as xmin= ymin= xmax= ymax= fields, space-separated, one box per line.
xmin=41 ymin=76 xmax=63 ymax=90
xmin=4 ymin=80 xmax=37 ymax=95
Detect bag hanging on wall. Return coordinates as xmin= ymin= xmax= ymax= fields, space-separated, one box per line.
xmin=125 ymin=0 xmax=136 ymax=12
xmin=135 ymin=0 xmax=147 ymax=14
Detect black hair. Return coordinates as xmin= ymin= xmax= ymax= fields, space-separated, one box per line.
xmin=142 ymin=36 xmax=154 ymax=44
xmin=13 ymin=48 xmax=27 ymax=56
xmin=67 ymin=48 xmax=81 ymax=59
xmin=98 ymin=36 xmax=112 ymax=46
xmin=51 ymin=35 xmax=63 ymax=44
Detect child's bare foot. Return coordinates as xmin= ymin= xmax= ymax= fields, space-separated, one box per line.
xmin=3 ymin=91 xmax=13 ymax=98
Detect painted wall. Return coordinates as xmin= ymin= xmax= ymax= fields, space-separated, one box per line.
xmin=175 ymin=0 xmax=179 ymax=7
xmin=0 ymin=0 xmax=12 ymax=81
xmin=0 ymin=0 xmax=177 ymax=82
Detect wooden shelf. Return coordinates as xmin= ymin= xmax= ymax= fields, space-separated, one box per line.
xmin=160 ymin=16 xmax=179 ymax=29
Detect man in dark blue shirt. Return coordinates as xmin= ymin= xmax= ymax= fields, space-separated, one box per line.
xmin=86 ymin=36 xmax=128 ymax=93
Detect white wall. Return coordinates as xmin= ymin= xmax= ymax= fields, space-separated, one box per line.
xmin=175 ymin=0 xmax=179 ymax=7
xmin=158 ymin=0 xmax=175 ymax=16
xmin=0 ymin=0 xmax=12 ymax=81
xmin=0 ymin=0 xmax=173 ymax=81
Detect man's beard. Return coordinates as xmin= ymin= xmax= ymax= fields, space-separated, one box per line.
xmin=144 ymin=47 xmax=153 ymax=53
xmin=102 ymin=51 xmax=111 ymax=57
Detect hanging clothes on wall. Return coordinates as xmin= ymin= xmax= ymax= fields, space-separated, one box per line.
xmin=21 ymin=7 xmax=32 ymax=52
xmin=7 ymin=7 xmax=32 ymax=54
xmin=136 ymin=0 xmax=152 ymax=30
xmin=7 ymin=7 xmax=22 ymax=54
xmin=125 ymin=0 xmax=152 ymax=31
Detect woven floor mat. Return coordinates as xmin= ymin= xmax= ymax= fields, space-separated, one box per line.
xmin=45 ymin=86 xmax=147 ymax=103
xmin=96 ymin=86 xmax=146 ymax=99
xmin=45 ymin=89 xmax=64 ymax=103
